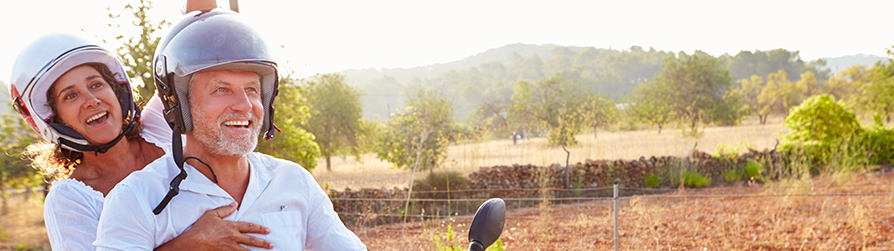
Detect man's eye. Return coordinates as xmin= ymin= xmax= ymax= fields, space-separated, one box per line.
xmin=246 ymin=87 xmax=258 ymax=93
xmin=217 ymin=87 xmax=227 ymax=92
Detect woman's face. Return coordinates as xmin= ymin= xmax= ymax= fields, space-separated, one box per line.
xmin=51 ymin=65 xmax=123 ymax=145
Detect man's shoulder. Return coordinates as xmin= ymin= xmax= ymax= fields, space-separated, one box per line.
xmin=248 ymin=152 xmax=313 ymax=177
xmin=116 ymin=153 xmax=179 ymax=194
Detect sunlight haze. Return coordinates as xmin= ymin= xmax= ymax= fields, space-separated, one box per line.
xmin=1 ymin=0 xmax=892 ymax=83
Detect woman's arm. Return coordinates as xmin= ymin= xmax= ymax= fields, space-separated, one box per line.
xmin=155 ymin=202 xmax=274 ymax=251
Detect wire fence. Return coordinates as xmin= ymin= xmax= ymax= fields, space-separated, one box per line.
xmin=343 ymin=182 xmax=894 ymax=250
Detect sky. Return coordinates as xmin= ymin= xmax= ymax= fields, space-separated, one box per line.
xmin=1 ymin=0 xmax=893 ymax=85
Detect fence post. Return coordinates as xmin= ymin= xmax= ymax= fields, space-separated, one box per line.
xmin=613 ymin=178 xmax=619 ymax=251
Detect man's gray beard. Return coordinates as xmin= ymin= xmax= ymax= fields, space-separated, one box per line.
xmin=190 ymin=103 xmax=260 ymax=157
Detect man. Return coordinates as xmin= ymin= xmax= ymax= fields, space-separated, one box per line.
xmin=94 ymin=9 xmax=366 ymax=250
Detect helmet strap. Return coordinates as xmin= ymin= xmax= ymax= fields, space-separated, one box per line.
xmin=154 ymin=124 xmax=187 ymax=215
xmin=56 ymin=106 xmax=140 ymax=156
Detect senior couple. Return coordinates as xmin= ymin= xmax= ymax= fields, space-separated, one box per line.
xmin=11 ymin=1 xmax=365 ymax=250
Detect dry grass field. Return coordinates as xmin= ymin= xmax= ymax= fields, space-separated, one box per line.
xmin=0 ymin=192 xmax=49 ymax=250
xmin=312 ymin=117 xmax=787 ymax=190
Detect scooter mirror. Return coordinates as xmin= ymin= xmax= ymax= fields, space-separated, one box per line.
xmin=467 ymin=198 xmax=506 ymax=251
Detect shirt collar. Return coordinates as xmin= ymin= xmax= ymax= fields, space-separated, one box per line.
xmin=177 ymin=153 xmax=273 ymax=208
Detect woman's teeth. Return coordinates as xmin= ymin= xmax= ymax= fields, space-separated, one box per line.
xmin=86 ymin=112 xmax=107 ymax=124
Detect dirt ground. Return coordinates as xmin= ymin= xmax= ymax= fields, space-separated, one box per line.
xmin=355 ymin=170 xmax=894 ymax=251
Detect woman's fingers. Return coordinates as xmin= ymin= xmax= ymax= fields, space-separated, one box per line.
xmin=236 ymin=221 xmax=271 ymax=234
xmin=209 ymin=202 xmax=238 ymax=219
xmin=233 ymin=233 xmax=274 ymax=249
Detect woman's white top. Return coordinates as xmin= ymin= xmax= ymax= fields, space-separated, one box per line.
xmin=43 ymin=94 xmax=172 ymax=251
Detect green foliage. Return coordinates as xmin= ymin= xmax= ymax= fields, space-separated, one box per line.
xmin=726 ymin=49 xmax=829 ymax=83
xmin=413 ymin=171 xmax=469 ymax=194
xmin=723 ymin=169 xmax=743 ymax=182
xmin=432 ymin=225 xmax=460 ymax=251
xmin=579 ymin=93 xmax=620 ymax=138
xmin=630 ymin=80 xmax=674 ymax=134
xmin=0 ymin=115 xmax=41 ymax=215
xmin=108 ymin=0 xmax=170 ymax=101
xmin=376 ymin=89 xmax=454 ymax=171
xmin=857 ymin=126 xmax=894 ymax=165
xmin=744 ymin=161 xmax=764 ymax=182
xmin=775 ymin=94 xmax=894 ymax=176
xmin=710 ymin=143 xmax=740 ymax=160
xmin=780 ymin=94 xmax=862 ymax=163
xmin=525 ymin=75 xmax=591 ymax=146
xmin=354 ymin=45 xmax=674 ymax=122
xmin=653 ymin=51 xmax=737 ymax=137
xmin=682 ymin=171 xmax=711 ymax=188
xmin=431 ymin=224 xmax=505 ymax=251
xmin=304 ymin=73 xmax=364 ymax=171
xmin=644 ymin=173 xmax=660 ymax=188
xmin=257 ymin=77 xmax=320 ymax=170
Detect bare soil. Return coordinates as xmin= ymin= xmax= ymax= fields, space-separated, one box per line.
xmin=356 ymin=171 xmax=894 ymax=250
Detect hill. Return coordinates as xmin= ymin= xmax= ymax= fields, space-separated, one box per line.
xmin=337 ymin=44 xmax=885 ymax=123
xmin=820 ymin=54 xmax=888 ymax=74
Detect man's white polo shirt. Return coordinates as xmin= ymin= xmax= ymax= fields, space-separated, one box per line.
xmin=94 ymin=152 xmax=366 ymax=250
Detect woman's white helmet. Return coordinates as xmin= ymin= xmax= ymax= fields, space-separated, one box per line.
xmin=9 ymin=33 xmax=140 ymax=153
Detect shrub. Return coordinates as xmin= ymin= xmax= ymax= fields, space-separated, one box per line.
xmin=782 ymin=94 xmax=862 ymax=144
xmin=644 ymin=173 xmax=660 ymax=188
xmin=858 ymin=126 xmax=894 ymax=165
xmin=779 ymin=94 xmax=866 ymax=173
xmin=683 ymin=171 xmax=711 ymax=188
xmin=723 ymin=169 xmax=743 ymax=182
xmin=412 ymin=171 xmax=469 ymax=199
xmin=744 ymin=161 xmax=764 ymax=182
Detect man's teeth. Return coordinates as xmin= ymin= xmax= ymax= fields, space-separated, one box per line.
xmin=86 ymin=112 xmax=107 ymax=124
xmin=223 ymin=120 xmax=249 ymax=126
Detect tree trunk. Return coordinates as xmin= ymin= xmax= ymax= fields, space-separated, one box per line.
xmin=593 ymin=126 xmax=598 ymax=139
xmin=657 ymin=124 xmax=663 ymax=135
xmin=325 ymin=154 xmax=332 ymax=172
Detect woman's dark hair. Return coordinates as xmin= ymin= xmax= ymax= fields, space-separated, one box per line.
xmin=26 ymin=63 xmax=143 ymax=181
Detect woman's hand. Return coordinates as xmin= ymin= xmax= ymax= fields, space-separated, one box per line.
xmin=155 ymin=202 xmax=274 ymax=250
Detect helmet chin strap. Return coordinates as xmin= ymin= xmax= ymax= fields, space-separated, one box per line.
xmin=56 ymin=107 xmax=140 ymax=156
xmin=154 ymin=124 xmax=186 ymax=215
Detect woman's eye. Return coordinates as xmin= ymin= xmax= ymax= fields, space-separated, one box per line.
xmin=64 ymin=92 xmax=77 ymax=100
xmin=91 ymin=82 xmax=103 ymax=89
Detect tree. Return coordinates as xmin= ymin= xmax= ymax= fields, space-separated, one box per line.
xmin=630 ymin=79 xmax=675 ymax=134
xmin=304 ymin=73 xmax=363 ymax=171
xmin=109 ymin=0 xmax=170 ymax=101
xmin=471 ymin=98 xmax=511 ymax=140
xmin=731 ymin=75 xmax=770 ymax=124
xmin=579 ymin=94 xmax=618 ymax=139
xmin=528 ymin=75 xmax=588 ymax=145
xmin=0 ymin=115 xmax=41 ymax=215
xmin=864 ymin=59 xmax=894 ymax=122
xmin=655 ymin=52 xmax=734 ymax=136
xmin=256 ymin=77 xmax=320 ymax=170
xmin=508 ymin=80 xmax=537 ymax=140
xmin=376 ymin=89 xmax=454 ymax=172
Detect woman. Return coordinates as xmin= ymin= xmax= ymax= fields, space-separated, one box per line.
xmin=10 ymin=18 xmax=271 ymax=251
